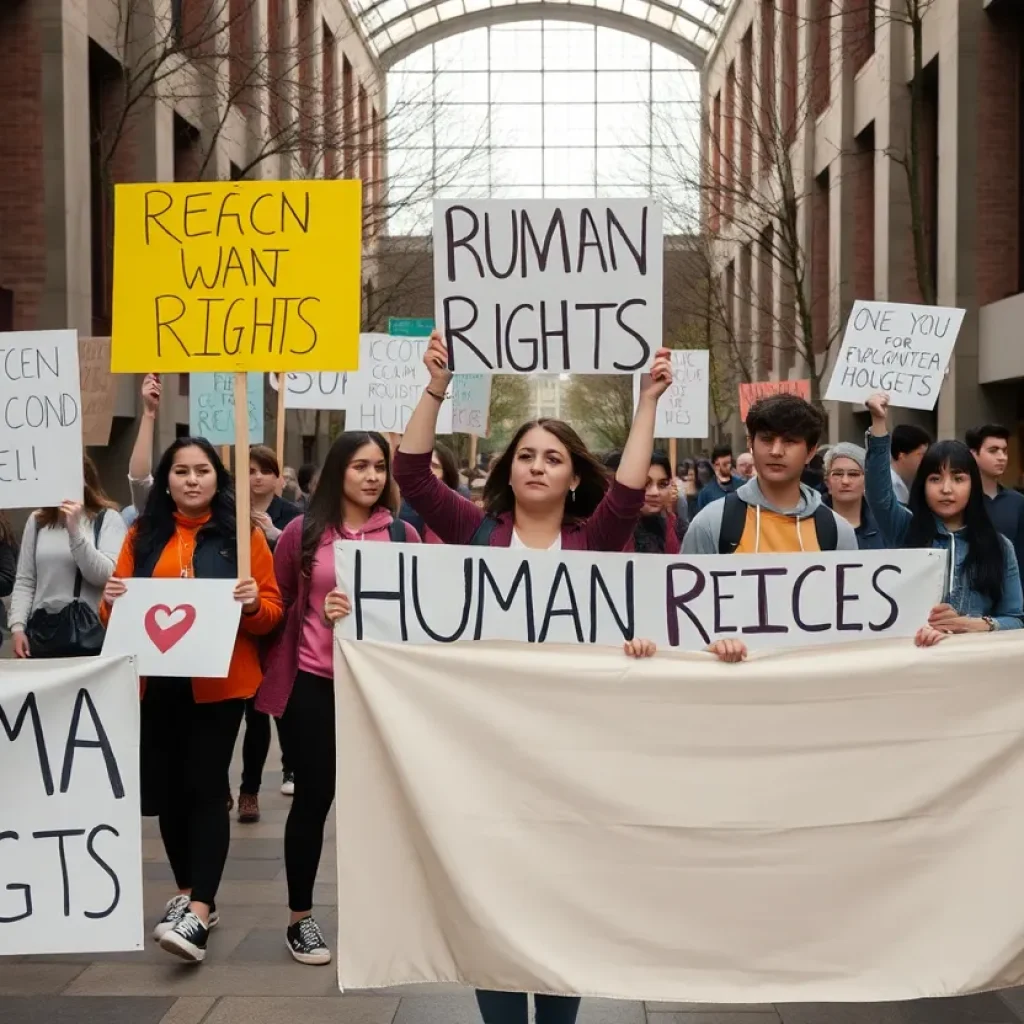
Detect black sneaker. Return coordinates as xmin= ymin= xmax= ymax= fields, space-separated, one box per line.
xmin=153 ymin=896 xmax=219 ymax=941
xmin=286 ymin=916 xmax=331 ymax=965
xmin=160 ymin=910 xmax=209 ymax=963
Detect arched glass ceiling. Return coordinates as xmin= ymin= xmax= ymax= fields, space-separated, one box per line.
xmin=354 ymin=0 xmax=726 ymax=68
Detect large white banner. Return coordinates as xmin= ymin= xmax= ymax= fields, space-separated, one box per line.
xmin=433 ymin=199 xmax=663 ymax=375
xmin=0 ymin=655 xmax=143 ymax=955
xmin=335 ymin=632 xmax=1024 ymax=1001
xmin=336 ymin=544 xmax=946 ymax=650
xmin=0 ymin=329 xmax=85 ymax=509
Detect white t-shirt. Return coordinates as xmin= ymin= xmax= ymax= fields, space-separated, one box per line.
xmin=510 ymin=529 xmax=562 ymax=551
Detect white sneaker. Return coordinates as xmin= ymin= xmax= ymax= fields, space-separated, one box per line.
xmin=281 ymin=771 xmax=295 ymax=796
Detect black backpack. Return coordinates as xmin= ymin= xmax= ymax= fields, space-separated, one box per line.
xmin=717 ymin=492 xmax=838 ymax=553
xmin=388 ymin=520 xmax=410 ymax=542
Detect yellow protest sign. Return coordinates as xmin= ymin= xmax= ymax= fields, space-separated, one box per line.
xmin=111 ymin=180 xmax=362 ymax=373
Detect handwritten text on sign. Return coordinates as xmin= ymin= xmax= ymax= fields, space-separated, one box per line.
xmin=79 ymin=337 xmax=117 ymax=446
xmin=346 ymin=334 xmax=454 ymax=435
xmin=434 ymin=199 xmax=663 ymax=375
xmin=0 ymin=655 xmax=142 ymax=955
xmin=825 ymin=301 xmax=966 ymax=411
xmin=0 ymin=330 xmax=84 ymax=509
xmin=336 ymin=545 xmax=945 ymax=649
xmin=635 ymin=349 xmax=709 ymax=439
xmin=111 ymin=181 xmax=363 ymax=372
xmin=269 ymin=370 xmax=348 ymax=411
xmin=189 ymin=372 xmax=264 ymax=445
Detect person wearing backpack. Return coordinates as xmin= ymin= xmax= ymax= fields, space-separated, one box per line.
xmin=10 ymin=456 xmax=126 ymax=658
xmin=683 ymin=394 xmax=857 ymax=556
xmin=256 ymin=431 xmax=420 ymax=967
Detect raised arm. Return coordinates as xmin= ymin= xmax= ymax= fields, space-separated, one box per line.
xmin=128 ymin=374 xmax=161 ymax=505
xmin=864 ymin=392 xmax=912 ymax=546
xmin=397 ymin=332 xmax=451 ymax=456
xmin=614 ymin=349 xmax=673 ymax=488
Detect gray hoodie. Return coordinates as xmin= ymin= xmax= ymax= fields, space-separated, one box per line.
xmin=681 ymin=478 xmax=858 ymax=554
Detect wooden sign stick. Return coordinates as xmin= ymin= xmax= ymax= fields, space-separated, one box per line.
xmin=235 ymin=371 xmax=252 ymax=579
xmin=275 ymin=374 xmax=286 ymax=470
xmin=669 ymin=438 xmax=678 ymax=473
xmin=220 ymin=445 xmax=231 ymax=472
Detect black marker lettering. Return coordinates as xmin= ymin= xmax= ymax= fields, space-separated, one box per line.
xmin=0 ymin=692 xmax=54 ymax=796
xmin=475 ymin=559 xmax=535 ymax=641
xmin=353 ymin=548 xmax=408 ymax=641
xmin=183 ymin=191 xmax=214 ymax=237
xmin=578 ymin=302 xmax=617 ymax=370
xmin=154 ymin=296 xmax=188 ymax=358
xmin=520 ymin=208 xmax=570 ymax=276
xmin=606 ymin=205 xmax=648 ymax=273
xmin=33 ymin=829 xmax=86 ymax=917
xmin=538 ymin=563 xmax=584 ymax=643
xmin=484 ymin=209 xmax=518 ymax=279
xmin=61 ymin=687 xmax=125 ymax=799
xmin=792 ymin=565 xmax=829 ymax=632
xmin=412 ymin=556 xmax=472 ymax=641
xmin=612 ymin=299 xmax=651 ymax=371
xmin=710 ymin=570 xmax=738 ymax=633
xmin=577 ymin=208 xmax=608 ymax=273
xmin=836 ymin=563 xmax=865 ymax=631
xmin=84 ymin=824 xmax=121 ymax=920
xmin=442 ymin=297 xmax=487 ymax=373
xmin=739 ymin=567 xmax=789 ymax=634
xmin=0 ymin=832 xmax=31 ymax=923
xmin=143 ymin=189 xmax=179 ymax=244
xmin=869 ymin=564 xmax=901 ymax=630
xmin=589 ymin=561 xmax=634 ymax=643
xmin=445 ymin=205 xmax=483 ymax=282
xmin=665 ymin=563 xmax=710 ymax=646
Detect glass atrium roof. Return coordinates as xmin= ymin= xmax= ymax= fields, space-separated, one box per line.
xmin=354 ymin=0 xmax=727 ymax=67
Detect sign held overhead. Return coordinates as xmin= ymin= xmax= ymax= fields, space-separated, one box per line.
xmin=825 ymin=301 xmax=965 ymax=410
xmin=636 ymin=349 xmax=710 ymax=439
xmin=434 ymin=199 xmax=663 ymax=375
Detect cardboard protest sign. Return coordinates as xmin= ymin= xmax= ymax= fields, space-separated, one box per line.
xmin=825 ymin=301 xmax=965 ymax=410
xmin=0 ymin=655 xmax=142 ymax=955
xmin=452 ymin=375 xmax=491 ymax=437
xmin=635 ymin=349 xmax=709 ymax=438
xmin=345 ymin=333 xmax=454 ymax=435
xmin=111 ymin=180 xmax=362 ymax=372
xmin=102 ymin=578 xmax=241 ymax=678
xmin=0 ymin=330 xmax=84 ymax=509
xmin=79 ymin=337 xmax=117 ymax=446
xmin=189 ymin=372 xmax=263 ymax=445
xmin=334 ymin=631 xmax=1024 ymax=1002
xmin=336 ymin=544 xmax=945 ymax=650
xmin=738 ymin=379 xmax=811 ymax=422
xmin=433 ymin=199 xmax=663 ymax=375
xmin=269 ymin=371 xmax=348 ymax=411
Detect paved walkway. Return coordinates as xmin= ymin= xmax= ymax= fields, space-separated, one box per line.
xmin=4 ymin=744 xmax=1024 ymax=1024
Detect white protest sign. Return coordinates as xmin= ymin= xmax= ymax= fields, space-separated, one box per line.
xmin=102 ymin=578 xmax=241 ymax=678
xmin=825 ymin=301 xmax=965 ymax=410
xmin=635 ymin=349 xmax=709 ymax=438
xmin=434 ymin=199 xmax=663 ymax=375
xmin=0 ymin=330 xmax=84 ymax=509
xmin=452 ymin=374 xmax=491 ymax=437
xmin=336 ymin=544 xmax=945 ymax=650
xmin=269 ymin=370 xmax=349 ymax=411
xmin=345 ymin=333 xmax=454 ymax=435
xmin=0 ymin=655 xmax=142 ymax=955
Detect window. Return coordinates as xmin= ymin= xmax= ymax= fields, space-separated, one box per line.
xmin=385 ymin=23 xmax=701 ymax=236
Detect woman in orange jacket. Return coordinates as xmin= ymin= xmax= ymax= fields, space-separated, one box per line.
xmin=101 ymin=437 xmax=283 ymax=965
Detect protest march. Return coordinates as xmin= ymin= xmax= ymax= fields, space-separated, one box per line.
xmin=5 ymin=179 xmax=1024 ymax=1024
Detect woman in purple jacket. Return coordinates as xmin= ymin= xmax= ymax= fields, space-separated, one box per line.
xmin=392 ymin=332 xmax=670 ymax=1024
xmin=394 ymin=333 xmax=673 ymax=557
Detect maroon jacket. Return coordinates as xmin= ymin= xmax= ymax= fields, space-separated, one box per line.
xmin=393 ymin=450 xmax=645 ymax=552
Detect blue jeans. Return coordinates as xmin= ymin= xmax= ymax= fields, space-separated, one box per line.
xmin=475 ymin=991 xmax=581 ymax=1024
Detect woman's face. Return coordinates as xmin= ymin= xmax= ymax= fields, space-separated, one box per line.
xmin=826 ymin=457 xmax=865 ymax=504
xmin=343 ymin=442 xmax=387 ymax=511
xmin=249 ymin=461 xmax=278 ymax=499
xmin=430 ymin=451 xmax=444 ymax=480
xmin=925 ymin=463 xmax=971 ymax=523
xmin=508 ymin=427 xmax=579 ymax=511
xmin=169 ymin=446 xmax=218 ymax=515
xmin=642 ymin=463 xmax=671 ymax=515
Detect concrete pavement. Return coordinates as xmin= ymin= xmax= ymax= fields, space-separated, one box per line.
xmin=4 ymin=747 xmax=1024 ymax=1024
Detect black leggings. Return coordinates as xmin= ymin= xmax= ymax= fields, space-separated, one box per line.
xmin=240 ymin=699 xmax=292 ymax=795
xmin=140 ymin=680 xmax=245 ymax=906
xmin=282 ymin=670 xmax=335 ymax=912
xmin=476 ymin=992 xmax=581 ymax=1024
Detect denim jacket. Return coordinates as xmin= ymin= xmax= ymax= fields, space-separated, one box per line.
xmin=865 ymin=433 xmax=1024 ymax=629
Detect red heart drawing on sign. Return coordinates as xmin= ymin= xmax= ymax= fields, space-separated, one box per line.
xmin=143 ymin=604 xmax=197 ymax=653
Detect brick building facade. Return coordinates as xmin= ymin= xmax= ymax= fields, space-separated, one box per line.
xmin=0 ymin=0 xmax=382 ymax=502
xmin=702 ymin=0 xmax=1024 ymax=470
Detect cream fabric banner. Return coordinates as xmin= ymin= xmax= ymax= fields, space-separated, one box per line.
xmin=335 ymin=633 xmax=1024 ymax=1003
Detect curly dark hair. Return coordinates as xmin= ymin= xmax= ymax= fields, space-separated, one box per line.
xmin=745 ymin=394 xmax=825 ymax=447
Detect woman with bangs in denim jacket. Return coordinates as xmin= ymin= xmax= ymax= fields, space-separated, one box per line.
xmin=864 ymin=393 xmax=1024 ymax=645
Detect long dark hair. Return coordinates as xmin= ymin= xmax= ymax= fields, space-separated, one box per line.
xmin=484 ymin=418 xmax=609 ymax=523
xmin=905 ymin=440 xmax=1006 ymax=604
xmin=300 ymin=431 xmax=397 ymax=576
xmin=132 ymin=437 xmax=236 ymax=567
xmin=433 ymin=441 xmax=460 ymax=490
xmin=37 ymin=455 xmax=119 ymax=528
xmin=603 ymin=449 xmax=671 ymax=553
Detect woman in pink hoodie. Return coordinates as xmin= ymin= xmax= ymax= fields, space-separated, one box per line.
xmin=256 ymin=431 xmax=419 ymax=967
